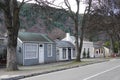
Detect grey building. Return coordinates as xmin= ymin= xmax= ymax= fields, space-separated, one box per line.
xmin=17 ymin=32 xmax=56 ymax=66
xmin=55 ymin=40 xmax=76 ymax=61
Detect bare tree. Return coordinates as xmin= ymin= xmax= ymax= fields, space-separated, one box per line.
xmin=62 ymin=0 xmax=92 ymax=61
xmin=86 ymin=0 xmax=120 ymax=55
xmin=98 ymin=0 xmax=120 ymax=55
xmin=0 ymin=0 xmax=30 ymax=71
xmin=113 ymin=0 xmax=120 ymax=55
xmin=63 ymin=0 xmax=81 ymax=61
xmin=35 ymin=0 xmax=93 ymax=61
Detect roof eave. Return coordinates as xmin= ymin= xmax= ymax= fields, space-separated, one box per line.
xmin=22 ymin=41 xmax=54 ymax=44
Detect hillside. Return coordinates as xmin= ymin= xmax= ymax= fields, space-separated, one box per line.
xmin=0 ymin=3 xmax=75 ymax=39
xmin=0 ymin=3 xmax=107 ymax=41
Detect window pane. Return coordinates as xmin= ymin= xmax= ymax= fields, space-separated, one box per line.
xmin=47 ymin=44 xmax=52 ymax=57
xmin=63 ymin=48 xmax=66 ymax=59
xmin=25 ymin=43 xmax=38 ymax=59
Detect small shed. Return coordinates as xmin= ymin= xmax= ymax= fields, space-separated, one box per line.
xmin=17 ymin=32 xmax=56 ymax=66
xmin=56 ymin=40 xmax=75 ymax=61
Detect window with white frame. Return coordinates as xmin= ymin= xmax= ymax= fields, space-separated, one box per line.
xmin=47 ymin=44 xmax=52 ymax=57
xmin=63 ymin=48 xmax=66 ymax=59
xmin=24 ymin=43 xmax=38 ymax=59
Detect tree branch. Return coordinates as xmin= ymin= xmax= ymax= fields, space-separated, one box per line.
xmin=76 ymin=0 xmax=80 ymax=15
xmin=18 ymin=0 xmax=25 ymax=8
xmin=19 ymin=0 xmax=32 ymax=9
xmin=64 ymin=0 xmax=75 ymax=20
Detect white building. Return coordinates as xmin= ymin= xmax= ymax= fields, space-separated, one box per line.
xmin=93 ymin=42 xmax=111 ymax=57
xmin=56 ymin=40 xmax=76 ymax=61
xmin=103 ymin=47 xmax=111 ymax=57
xmin=62 ymin=33 xmax=94 ymax=58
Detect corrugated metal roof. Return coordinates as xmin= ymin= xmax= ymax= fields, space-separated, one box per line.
xmin=18 ymin=32 xmax=54 ymax=43
xmin=93 ymin=43 xmax=103 ymax=49
xmin=56 ymin=41 xmax=75 ymax=48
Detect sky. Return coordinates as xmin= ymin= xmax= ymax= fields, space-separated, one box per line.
xmin=17 ymin=0 xmax=86 ymax=13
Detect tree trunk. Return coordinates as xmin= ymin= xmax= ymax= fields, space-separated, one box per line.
xmin=76 ymin=0 xmax=92 ymax=61
xmin=79 ymin=27 xmax=84 ymax=61
xmin=76 ymin=26 xmax=84 ymax=62
xmin=64 ymin=0 xmax=81 ymax=62
xmin=7 ymin=31 xmax=18 ymax=71
xmin=75 ymin=19 xmax=81 ymax=62
xmin=109 ymin=35 xmax=115 ymax=56
xmin=3 ymin=0 xmax=20 ymax=71
xmin=78 ymin=0 xmax=92 ymax=61
xmin=76 ymin=39 xmax=81 ymax=61
xmin=118 ymin=41 xmax=120 ymax=55
xmin=116 ymin=34 xmax=120 ymax=55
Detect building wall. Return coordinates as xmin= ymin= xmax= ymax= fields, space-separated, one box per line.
xmin=58 ymin=48 xmax=68 ymax=61
xmin=17 ymin=39 xmax=24 ymax=65
xmin=22 ymin=43 xmax=39 ymax=66
xmin=56 ymin=47 xmax=76 ymax=61
xmin=17 ymin=41 xmax=56 ymax=66
xmin=94 ymin=48 xmax=104 ymax=57
xmin=104 ymin=47 xmax=110 ymax=57
xmin=0 ymin=38 xmax=7 ymax=59
xmin=62 ymin=33 xmax=94 ymax=58
xmin=94 ymin=47 xmax=110 ymax=58
xmin=44 ymin=43 xmax=56 ymax=63
xmin=81 ymin=42 xmax=94 ymax=58
xmin=23 ymin=59 xmax=38 ymax=66
xmin=71 ymin=48 xmax=76 ymax=59
xmin=0 ymin=45 xmax=6 ymax=55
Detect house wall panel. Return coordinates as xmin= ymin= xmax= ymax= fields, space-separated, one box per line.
xmin=58 ymin=48 xmax=68 ymax=61
xmin=24 ymin=59 xmax=38 ymax=66
xmin=23 ymin=43 xmax=39 ymax=65
xmin=17 ymin=39 xmax=23 ymax=65
xmin=71 ymin=48 xmax=76 ymax=59
xmin=44 ymin=43 xmax=56 ymax=63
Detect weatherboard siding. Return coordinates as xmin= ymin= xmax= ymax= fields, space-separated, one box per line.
xmin=17 ymin=39 xmax=23 ymax=65
xmin=23 ymin=43 xmax=39 ymax=66
xmin=44 ymin=43 xmax=56 ymax=63
xmin=24 ymin=58 xmax=39 ymax=66
xmin=59 ymin=48 xmax=68 ymax=61
xmin=71 ymin=48 xmax=76 ymax=59
xmin=17 ymin=32 xmax=56 ymax=66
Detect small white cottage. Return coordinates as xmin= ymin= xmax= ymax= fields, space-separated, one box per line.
xmin=56 ymin=40 xmax=76 ymax=61
xmin=17 ymin=32 xmax=56 ymax=66
xmin=62 ymin=33 xmax=94 ymax=58
xmin=93 ymin=42 xmax=111 ymax=57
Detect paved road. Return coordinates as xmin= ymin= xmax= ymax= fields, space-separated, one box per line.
xmin=21 ymin=59 xmax=120 ymax=80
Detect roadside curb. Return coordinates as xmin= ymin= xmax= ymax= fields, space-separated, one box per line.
xmin=1 ymin=60 xmax=109 ymax=80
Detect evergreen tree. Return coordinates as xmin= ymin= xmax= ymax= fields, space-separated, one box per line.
xmin=87 ymin=48 xmax=90 ymax=58
xmin=83 ymin=48 xmax=86 ymax=58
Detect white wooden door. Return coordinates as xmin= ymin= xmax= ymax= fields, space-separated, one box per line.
xmin=39 ymin=44 xmax=44 ymax=63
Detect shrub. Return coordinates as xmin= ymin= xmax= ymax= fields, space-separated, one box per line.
xmin=87 ymin=49 xmax=90 ymax=58
xmin=83 ymin=49 xmax=86 ymax=58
